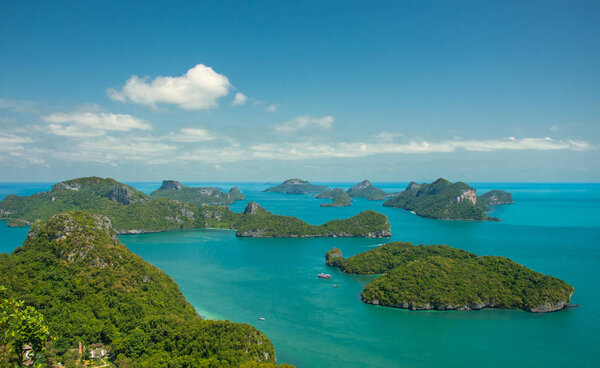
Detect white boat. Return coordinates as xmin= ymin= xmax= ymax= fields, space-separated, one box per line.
xmin=258 ymin=317 xmax=265 ymax=321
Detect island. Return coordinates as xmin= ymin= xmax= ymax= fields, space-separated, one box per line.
xmin=264 ymin=178 xmax=329 ymax=194
xmin=0 ymin=177 xmax=392 ymax=238
xmin=346 ymin=180 xmax=387 ymax=200
xmin=382 ymin=178 xmax=513 ymax=220
xmin=236 ymin=202 xmax=390 ymax=237
xmin=316 ymin=188 xmax=352 ymax=207
xmin=0 ymin=211 xmax=293 ymax=367
xmin=479 ymin=189 xmax=513 ymax=207
xmin=150 ymin=179 xmax=246 ymax=205
xmin=325 ymin=242 xmax=575 ymax=313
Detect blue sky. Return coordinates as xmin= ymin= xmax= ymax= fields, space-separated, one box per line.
xmin=0 ymin=0 xmax=598 ymax=182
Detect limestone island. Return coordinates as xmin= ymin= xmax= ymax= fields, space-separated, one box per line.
xmin=150 ymin=179 xmax=245 ymax=205
xmin=316 ymin=188 xmax=352 ymax=207
xmin=0 ymin=177 xmax=391 ymax=238
xmin=346 ymin=180 xmax=387 ymax=200
xmin=383 ymin=178 xmax=513 ymax=221
xmin=326 ymin=242 xmax=575 ymax=313
xmin=264 ymin=178 xmax=329 ymax=194
xmin=0 ymin=211 xmax=293 ymax=367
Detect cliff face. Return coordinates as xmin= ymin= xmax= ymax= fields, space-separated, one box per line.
xmin=160 ymin=180 xmax=184 ymax=190
xmin=454 ymin=189 xmax=477 ymax=205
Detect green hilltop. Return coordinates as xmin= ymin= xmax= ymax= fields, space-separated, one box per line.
xmin=150 ymin=180 xmax=245 ymax=205
xmin=383 ymin=178 xmax=512 ymax=221
xmin=326 ymin=242 xmax=574 ymax=313
xmin=346 ymin=180 xmax=387 ymax=201
xmin=0 ymin=177 xmax=391 ymax=238
xmin=0 ymin=211 xmax=293 ymax=367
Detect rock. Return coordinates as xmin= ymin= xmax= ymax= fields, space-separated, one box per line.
xmin=243 ymin=201 xmax=261 ymax=215
xmin=108 ymin=185 xmax=132 ymax=205
xmin=160 ymin=180 xmax=184 ymax=191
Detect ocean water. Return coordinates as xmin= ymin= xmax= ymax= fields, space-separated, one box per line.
xmin=1 ymin=182 xmax=599 ymax=367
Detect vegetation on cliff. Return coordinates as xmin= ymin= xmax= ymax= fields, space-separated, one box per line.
xmin=0 ymin=211 xmax=292 ymax=367
xmin=346 ymin=180 xmax=387 ymax=200
xmin=326 ymin=242 xmax=574 ymax=312
xmin=383 ymin=178 xmax=500 ymax=220
xmin=150 ymin=180 xmax=245 ymax=205
xmin=316 ymin=189 xmax=352 ymax=207
xmin=264 ymin=179 xmax=328 ymax=194
xmin=479 ymin=190 xmax=513 ymax=207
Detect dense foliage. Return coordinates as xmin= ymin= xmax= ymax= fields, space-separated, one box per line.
xmin=0 ymin=294 xmax=52 ymax=367
xmin=316 ymin=189 xmax=352 ymax=207
xmin=150 ymin=180 xmax=245 ymax=205
xmin=383 ymin=178 xmax=493 ymax=220
xmin=346 ymin=180 xmax=387 ymax=200
xmin=263 ymin=179 xmax=328 ymax=194
xmin=326 ymin=242 xmax=574 ymax=312
xmin=235 ymin=203 xmax=391 ymax=238
xmin=0 ymin=212 xmax=291 ymax=367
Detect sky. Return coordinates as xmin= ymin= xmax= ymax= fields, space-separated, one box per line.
xmin=0 ymin=0 xmax=599 ymax=182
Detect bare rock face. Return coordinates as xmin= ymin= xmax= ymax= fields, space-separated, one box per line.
xmin=243 ymin=201 xmax=261 ymax=215
xmin=160 ymin=180 xmax=184 ymax=191
xmin=108 ymin=185 xmax=132 ymax=205
xmin=454 ymin=189 xmax=477 ymax=205
xmin=407 ymin=181 xmax=421 ymax=191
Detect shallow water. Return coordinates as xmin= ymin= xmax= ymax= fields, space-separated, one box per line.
xmin=1 ymin=182 xmax=599 ymax=367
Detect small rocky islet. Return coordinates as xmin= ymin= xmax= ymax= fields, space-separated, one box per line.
xmin=326 ymin=243 xmax=575 ymax=313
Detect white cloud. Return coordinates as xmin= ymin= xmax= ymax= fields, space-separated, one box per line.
xmin=0 ymin=98 xmax=39 ymax=113
xmin=275 ymin=115 xmax=334 ymax=133
xmin=0 ymin=133 xmax=32 ymax=151
xmin=42 ymin=111 xmax=152 ymax=132
xmin=231 ymin=92 xmax=248 ymax=106
xmin=169 ymin=127 xmax=216 ymax=142
xmin=108 ymin=64 xmax=232 ymax=110
xmin=47 ymin=124 xmax=106 ymax=137
xmin=265 ymin=104 xmax=278 ymax=113
xmin=550 ymin=124 xmax=560 ymax=131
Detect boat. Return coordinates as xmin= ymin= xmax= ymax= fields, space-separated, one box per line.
xmin=318 ymin=273 xmax=332 ymax=279
xmin=333 ymin=284 xmax=339 ymax=287
xmin=258 ymin=317 xmax=265 ymax=321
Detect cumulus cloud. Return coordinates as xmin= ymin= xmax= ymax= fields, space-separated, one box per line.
xmin=168 ymin=127 xmax=216 ymax=142
xmin=265 ymin=104 xmax=278 ymax=113
xmin=47 ymin=124 xmax=106 ymax=137
xmin=275 ymin=115 xmax=334 ymax=133
xmin=42 ymin=111 xmax=152 ymax=133
xmin=0 ymin=133 xmax=32 ymax=151
xmin=107 ymin=64 xmax=232 ymax=110
xmin=231 ymin=92 xmax=248 ymax=106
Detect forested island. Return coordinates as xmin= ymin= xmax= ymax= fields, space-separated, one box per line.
xmin=326 ymin=242 xmax=574 ymax=313
xmin=316 ymin=188 xmax=352 ymax=207
xmin=346 ymin=180 xmax=387 ymax=200
xmin=150 ymin=180 xmax=245 ymax=205
xmin=237 ymin=202 xmax=390 ymax=237
xmin=383 ymin=178 xmax=512 ymax=220
xmin=0 ymin=211 xmax=293 ymax=367
xmin=264 ymin=178 xmax=328 ymax=194
xmin=0 ymin=177 xmax=391 ymax=238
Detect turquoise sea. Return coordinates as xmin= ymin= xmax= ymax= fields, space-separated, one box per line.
xmin=1 ymin=182 xmax=599 ymax=367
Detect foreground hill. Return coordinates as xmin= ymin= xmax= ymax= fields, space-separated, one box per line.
xmin=326 ymin=242 xmax=574 ymax=313
xmin=0 ymin=211 xmax=293 ymax=367
xmin=235 ymin=202 xmax=390 ymax=237
xmin=0 ymin=177 xmax=391 ymax=238
xmin=383 ymin=178 xmax=512 ymax=220
xmin=316 ymin=188 xmax=352 ymax=207
xmin=264 ymin=178 xmax=328 ymax=194
xmin=150 ymin=180 xmax=245 ymax=205
xmin=346 ymin=180 xmax=387 ymax=200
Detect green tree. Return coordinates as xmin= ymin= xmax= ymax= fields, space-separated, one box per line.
xmin=0 ymin=294 xmax=52 ymax=367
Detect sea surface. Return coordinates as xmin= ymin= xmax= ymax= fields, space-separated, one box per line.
xmin=1 ymin=181 xmax=599 ymax=367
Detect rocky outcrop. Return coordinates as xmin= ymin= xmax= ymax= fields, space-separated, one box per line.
xmin=479 ymin=190 xmax=513 ymax=206
xmin=453 ymin=189 xmax=477 ymax=205
xmin=108 ymin=185 xmax=132 ymax=205
xmin=243 ymin=201 xmax=261 ymax=215
xmin=160 ymin=180 xmax=184 ymax=191
xmin=363 ymin=298 xmax=574 ymax=313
